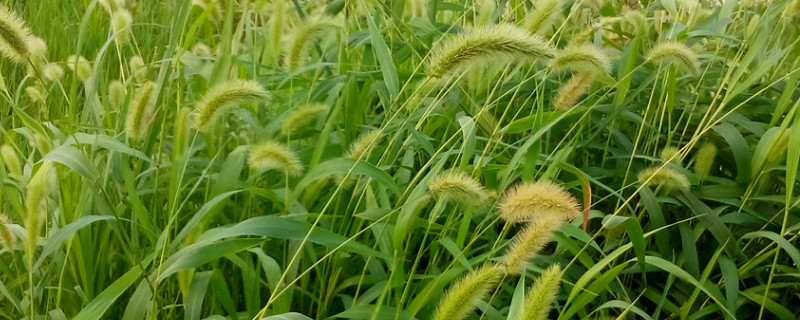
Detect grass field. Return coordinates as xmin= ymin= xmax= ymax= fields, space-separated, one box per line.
xmin=1 ymin=0 xmax=800 ymax=319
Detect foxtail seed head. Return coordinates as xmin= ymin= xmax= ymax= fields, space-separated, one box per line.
xmin=42 ymin=63 xmax=64 ymax=82
xmin=0 ymin=145 xmax=22 ymax=179
xmin=522 ymin=264 xmax=563 ymax=320
xmin=129 ymin=55 xmax=147 ymax=83
xmin=428 ymin=171 xmax=489 ymax=206
xmin=248 ymin=141 xmax=304 ymax=176
xmin=523 ymin=0 xmax=564 ymax=35
xmin=111 ymin=9 xmax=133 ymax=45
xmin=432 ymin=263 xmax=504 ymax=320
xmin=659 ymin=146 xmax=682 ymax=165
xmin=287 ymin=17 xmax=340 ymax=70
xmin=346 ymin=129 xmax=382 ymax=160
xmin=281 ymin=103 xmax=329 ymax=136
xmin=192 ymin=79 xmax=270 ymax=132
xmin=646 ymin=41 xmax=700 ymax=75
xmin=553 ymin=71 xmax=594 ymax=110
xmin=0 ymin=5 xmax=32 ymax=63
xmin=637 ymin=165 xmax=690 ymax=190
xmin=25 ymin=161 xmax=54 ymax=266
xmin=427 ymin=23 xmax=555 ymax=78
xmin=108 ymin=80 xmax=126 ymax=109
xmin=67 ymin=55 xmax=92 ymax=81
xmin=125 ymin=81 xmax=156 ymax=140
xmin=549 ymin=44 xmax=611 ymax=75
xmin=99 ymin=0 xmax=126 ymax=13
xmin=694 ymin=142 xmax=717 ymax=180
xmin=499 ymin=180 xmax=581 ymax=223
xmin=0 ymin=214 xmax=14 ymax=250
xmin=503 ymin=218 xmax=562 ymax=274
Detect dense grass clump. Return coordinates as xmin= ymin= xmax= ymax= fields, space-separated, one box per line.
xmin=1 ymin=1 xmax=800 ymax=319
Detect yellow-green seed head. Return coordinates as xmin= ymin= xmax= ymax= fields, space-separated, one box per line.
xmin=287 ymin=17 xmax=340 ymax=70
xmin=99 ymin=0 xmax=126 ymax=13
xmin=549 ymin=44 xmax=611 ymax=75
xmin=428 ymin=171 xmax=489 ymax=206
xmin=694 ymin=142 xmax=717 ymax=180
xmin=108 ymin=79 xmax=126 ymax=109
xmin=0 ymin=5 xmax=32 ymax=63
xmin=553 ymin=71 xmax=594 ymax=110
xmin=0 ymin=214 xmax=14 ymax=250
xmin=427 ymin=23 xmax=555 ymax=78
xmin=522 ymin=265 xmax=563 ymax=320
xmin=659 ymin=146 xmax=682 ymax=165
xmin=192 ymin=79 xmax=270 ymax=132
xmin=129 ymin=55 xmax=147 ymax=83
xmin=433 ymin=263 xmax=504 ymax=320
xmin=0 ymin=145 xmax=22 ymax=179
xmin=125 ymin=81 xmax=156 ymax=140
xmin=25 ymin=161 xmax=54 ymax=266
xmin=637 ymin=165 xmax=690 ymax=190
xmin=523 ymin=0 xmax=564 ymax=35
xmin=67 ymin=55 xmax=92 ymax=81
xmin=25 ymin=85 xmax=46 ymax=105
xmin=111 ymin=9 xmax=133 ymax=44
xmin=281 ymin=103 xmax=329 ymax=136
xmin=346 ymin=129 xmax=383 ymax=160
xmin=248 ymin=141 xmax=304 ymax=176
xmin=42 ymin=63 xmax=64 ymax=82
xmin=503 ymin=218 xmax=562 ymax=274
xmin=646 ymin=41 xmax=700 ymax=75
xmin=499 ymin=180 xmax=582 ymax=223
xmin=192 ymin=42 xmax=211 ymax=57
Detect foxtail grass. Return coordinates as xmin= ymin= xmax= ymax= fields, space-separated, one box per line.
xmin=647 ymin=41 xmax=700 ymax=75
xmin=499 ymin=180 xmax=581 ymax=223
xmin=346 ymin=129 xmax=382 ymax=160
xmin=549 ymin=44 xmax=611 ymax=75
xmin=25 ymin=161 xmax=54 ymax=267
xmin=192 ymin=79 xmax=270 ymax=132
xmin=637 ymin=165 xmax=690 ymax=190
xmin=248 ymin=141 xmax=304 ymax=176
xmin=427 ymin=24 xmax=555 ymax=78
xmin=0 ymin=145 xmax=22 ymax=179
xmin=523 ymin=0 xmax=564 ymax=35
xmin=428 ymin=171 xmax=489 ymax=206
xmin=281 ymin=103 xmax=329 ymax=136
xmin=0 ymin=4 xmax=32 ymax=63
xmin=125 ymin=81 xmax=156 ymax=140
xmin=694 ymin=142 xmax=717 ymax=180
xmin=522 ymin=265 xmax=563 ymax=320
xmin=553 ymin=71 xmax=594 ymax=110
xmin=503 ymin=218 xmax=562 ymax=274
xmin=287 ymin=17 xmax=339 ymax=70
xmin=432 ymin=263 xmax=504 ymax=320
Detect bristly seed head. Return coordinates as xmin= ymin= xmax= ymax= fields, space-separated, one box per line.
xmin=553 ymin=71 xmax=594 ymax=110
xmin=427 ymin=23 xmax=555 ymax=78
xmin=125 ymin=81 xmax=156 ymax=141
xmin=503 ymin=218 xmax=562 ymax=274
xmin=637 ymin=165 xmax=690 ymax=190
xmin=428 ymin=171 xmax=489 ymax=206
xmin=694 ymin=142 xmax=718 ymax=180
xmin=432 ymin=263 xmax=504 ymax=320
xmin=549 ymin=43 xmax=611 ymax=75
xmin=248 ymin=141 xmax=304 ymax=176
xmin=192 ymin=79 xmax=270 ymax=132
xmin=646 ymin=41 xmax=700 ymax=75
xmin=659 ymin=146 xmax=683 ymax=165
xmin=281 ymin=103 xmax=329 ymax=136
xmin=67 ymin=55 xmax=92 ymax=81
xmin=0 ymin=5 xmax=32 ymax=63
xmin=111 ymin=9 xmax=133 ymax=45
xmin=499 ymin=180 xmax=582 ymax=223
xmin=522 ymin=264 xmax=563 ymax=320
xmin=346 ymin=129 xmax=383 ymax=160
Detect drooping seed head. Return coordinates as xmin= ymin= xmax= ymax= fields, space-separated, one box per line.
xmin=25 ymin=85 xmax=46 ymax=105
xmin=659 ymin=146 xmax=682 ymax=165
xmin=192 ymin=79 xmax=270 ymax=132
xmin=522 ymin=264 xmax=563 ymax=320
xmin=287 ymin=17 xmax=340 ymax=70
xmin=108 ymin=79 xmax=126 ymax=109
xmin=42 ymin=63 xmax=64 ymax=82
xmin=25 ymin=161 xmax=54 ymax=266
xmin=523 ymin=0 xmax=564 ymax=35
xmin=428 ymin=171 xmax=489 ymax=206
xmin=0 ymin=214 xmax=14 ymax=250
xmin=281 ymin=103 xmax=329 ymax=136
xmin=646 ymin=41 xmax=700 ymax=75
xmin=346 ymin=129 xmax=383 ymax=160
xmin=67 ymin=55 xmax=92 ymax=81
xmin=553 ymin=71 xmax=593 ymax=110
xmin=129 ymin=55 xmax=147 ymax=82
xmin=427 ymin=23 xmax=555 ymax=78
xmin=637 ymin=165 xmax=690 ymax=190
xmin=432 ymin=263 xmax=504 ymax=320
xmin=499 ymin=180 xmax=582 ymax=223
xmin=111 ymin=9 xmax=133 ymax=44
xmin=192 ymin=42 xmax=211 ymax=57
xmin=693 ymin=142 xmax=717 ymax=180
xmin=549 ymin=44 xmax=611 ymax=75
xmin=0 ymin=145 xmax=22 ymax=179
xmin=0 ymin=5 xmax=32 ymax=63
xmin=503 ymin=218 xmax=562 ymax=274
xmin=248 ymin=141 xmax=304 ymax=176
xmin=125 ymin=81 xmax=156 ymax=140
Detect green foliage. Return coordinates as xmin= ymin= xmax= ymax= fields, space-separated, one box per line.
xmin=1 ymin=0 xmax=799 ymax=319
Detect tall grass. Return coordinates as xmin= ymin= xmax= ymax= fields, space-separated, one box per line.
xmin=1 ymin=0 xmax=799 ymax=319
